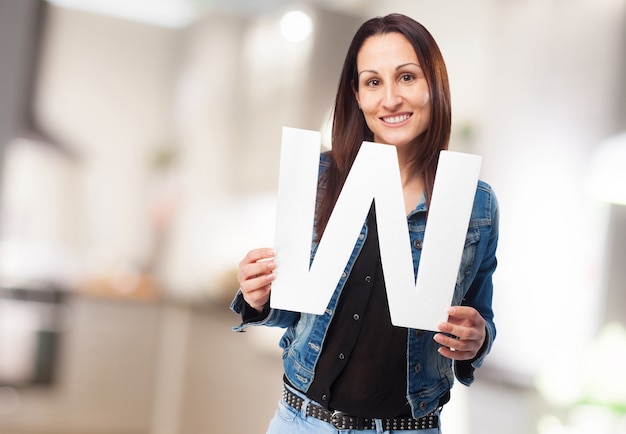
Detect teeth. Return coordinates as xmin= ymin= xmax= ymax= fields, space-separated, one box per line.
xmin=383 ymin=114 xmax=410 ymax=124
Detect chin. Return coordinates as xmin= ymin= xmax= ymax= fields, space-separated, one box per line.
xmin=377 ymin=136 xmax=415 ymax=148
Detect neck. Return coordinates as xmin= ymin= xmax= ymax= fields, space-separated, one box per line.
xmin=396 ymin=148 xmax=420 ymax=187
xmin=400 ymin=165 xmax=423 ymax=189
xmin=398 ymin=159 xmax=424 ymax=215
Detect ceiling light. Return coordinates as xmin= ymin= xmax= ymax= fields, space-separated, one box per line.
xmin=280 ymin=10 xmax=313 ymax=42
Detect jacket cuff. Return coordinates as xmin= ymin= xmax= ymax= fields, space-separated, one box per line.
xmin=241 ymin=299 xmax=271 ymax=323
xmin=454 ymin=325 xmax=492 ymax=386
xmin=230 ymin=289 xmax=270 ymax=331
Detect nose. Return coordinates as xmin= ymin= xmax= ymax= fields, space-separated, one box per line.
xmin=382 ymin=83 xmax=402 ymax=110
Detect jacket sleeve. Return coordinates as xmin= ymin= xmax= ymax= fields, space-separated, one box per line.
xmin=230 ymin=289 xmax=300 ymax=332
xmin=454 ymin=187 xmax=499 ymax=386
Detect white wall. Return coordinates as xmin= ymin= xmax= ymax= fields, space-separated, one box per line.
xmin=34 ymin=6 xmax=180 ymax=280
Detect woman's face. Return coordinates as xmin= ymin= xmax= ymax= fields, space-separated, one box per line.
xmin=354 ymin=32 xmax=431 ymax=152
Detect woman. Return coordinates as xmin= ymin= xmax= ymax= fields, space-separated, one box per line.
xmin=232 ymin=13 xmax=499 ymax=433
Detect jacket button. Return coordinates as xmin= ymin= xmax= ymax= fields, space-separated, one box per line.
xmin=339 ymin=353 xmax=345 ymax=360
xmin=353 ymin=313 xmax=360 ymax=321
xmin=413 ymin=239 xmax=423 ymax=249
xmin=419 ymin=401 xmax=427 ymax=410
xmin=321 ymin=394 xmax=328 ymax=401
xmin=365 ymin=275 xmax=372 ymax=283
xmin=414 ymin=363 xmax=421 ymax=374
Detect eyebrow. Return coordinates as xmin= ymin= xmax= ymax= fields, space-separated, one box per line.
xmin=357 ymin=62 xmax=421 ymax=77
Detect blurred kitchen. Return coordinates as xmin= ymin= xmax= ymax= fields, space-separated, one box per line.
xmin=0 ymin=0 xmax=625 ymax=433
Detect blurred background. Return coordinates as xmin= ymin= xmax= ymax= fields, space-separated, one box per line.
xmin=0 ymin=0 xmax=625 ymax=433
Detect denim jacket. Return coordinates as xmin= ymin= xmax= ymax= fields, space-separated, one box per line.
xmin=231 ymin=153 xmax=499 ymax=419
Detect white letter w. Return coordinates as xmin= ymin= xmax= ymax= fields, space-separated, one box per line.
xmin=270 ymin=127 xmax=480 ymax=330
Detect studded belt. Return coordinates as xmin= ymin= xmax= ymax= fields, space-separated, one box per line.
xmin=282 ymin=386 xmax=439 ymax=431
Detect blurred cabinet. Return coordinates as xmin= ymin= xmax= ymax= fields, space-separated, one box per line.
xmin=0 ymin=286 xmax=64 ymax=387
xmin=0 ymin=295 xmax=161 ymax=434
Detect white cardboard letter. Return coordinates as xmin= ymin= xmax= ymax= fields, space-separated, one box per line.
xmin=270 ymin=127 xmax=481 ymax=331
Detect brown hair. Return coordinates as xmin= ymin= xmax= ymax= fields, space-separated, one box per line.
xmin=315 ymin=13 xmax=451 ymax=241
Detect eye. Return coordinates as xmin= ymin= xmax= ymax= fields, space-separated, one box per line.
xmin=400 ymin=73 xmax=416 ymax=83
xmin=365 ymin=78 xmax=381 ymax=87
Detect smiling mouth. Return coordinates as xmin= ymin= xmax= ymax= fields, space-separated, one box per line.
xmin=381 ymin=114 xmax=411 ymax=124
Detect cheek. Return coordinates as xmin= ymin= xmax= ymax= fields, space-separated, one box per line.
xmin=421 ymin=90 xmax=430 ymax=108
xmin=357 ymin=93 xmax=374 ymax=112
xmin=359 ymin=101 xmax=378 ymax=123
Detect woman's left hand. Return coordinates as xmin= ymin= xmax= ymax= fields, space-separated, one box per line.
xmin=434 ymin=306 xmax=486 ymax=361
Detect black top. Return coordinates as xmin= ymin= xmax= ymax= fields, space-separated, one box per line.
xmin=304 ymin=203 xmax=411 ymax=418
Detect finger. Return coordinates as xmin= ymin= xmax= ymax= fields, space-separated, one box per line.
xmin=437 ymin=346 xmax=475 ymax=361
xmin=238 ymin=259 xmax=276 ymax=284
xmin=240 ymin=268 xmax=275 ymax=292
xmin=433 ymin=332 xmax=472 ymax=352
xmin=240 ymin=248 xmax=275 ymax=266
xmin=437 ymin=321 xmax=482 ymax=342
xmin=433 ymin=333 xmax=481 ymax=359
xmin=238 ymin=248 xmax=276 ymax=285
xmin=446 ymin=306 xmax=483 ymax=324
xmin=439 ymin=308 xmax=485 ymax=339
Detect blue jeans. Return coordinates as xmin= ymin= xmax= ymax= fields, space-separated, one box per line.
xmin=266 ymin=385 xmax=441 ymax=434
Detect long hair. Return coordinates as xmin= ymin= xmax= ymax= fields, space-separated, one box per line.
xmin=315 ymin=13 xmax=451 ymax=241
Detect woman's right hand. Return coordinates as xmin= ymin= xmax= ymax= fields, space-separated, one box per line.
xmin=237 ymin=248 xmax=276 ymax=312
